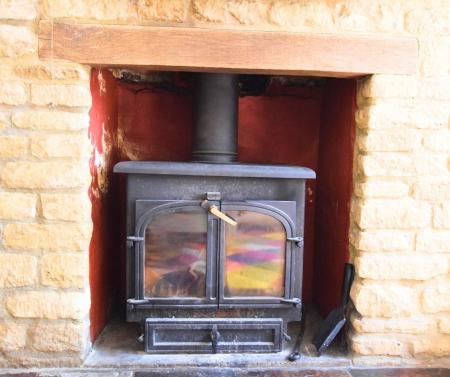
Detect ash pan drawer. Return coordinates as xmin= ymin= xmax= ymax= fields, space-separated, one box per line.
xmin=145 ymin=318 xmax=283 ymax=353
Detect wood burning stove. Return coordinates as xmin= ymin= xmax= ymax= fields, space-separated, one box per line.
xmin=114 ymin=73 xmax=315 ymax=353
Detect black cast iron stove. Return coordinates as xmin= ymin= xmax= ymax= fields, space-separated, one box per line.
xmin=114 ymin=73 xmax=315 ymax=354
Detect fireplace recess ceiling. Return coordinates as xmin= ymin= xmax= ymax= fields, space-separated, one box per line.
xmin=114 ymin=73 xmax=315 ymax=353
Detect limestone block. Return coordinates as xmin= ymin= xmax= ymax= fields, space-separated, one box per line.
xmin=413 ymin=154 xmax=448 ymax=176
xmin=333 ymin=2 xmax=402 ymax=33
xmin=4 ymin=353 xmax=82 ymax=368
xmin=42 ymin=0 xmax=134 ymax=20
xmin=0 ymin=25 xmax=36 ymax=57
xmin=358 ymin=154 xmax=412 ymax=177
xmin=351 ymin=314 xmax=434 ymax=335
xmin=0 ymin=81 xmax=27 ymax=105
xmin=405 ymin=8 xmax=449 ymax=35
xmin=268 ymin=1 xmax=333 ymax=30
xmin=355 ymin=103 xmax=414 ymax=130
xmin=414 ymin=101 xmax=449 ymax=129
xmin=413 ymin=180 xmax=450 ymax=202
xmin=0 ymin=321 xmax=27 ymax=351
xmin=6 ymin=291 xmax=89 ymax=319
xmin=0 ymin=254 xmax=37 ymax=287
xmin=0 ymin=192 xmax=36 ymax=220
xmin=12 ymin=111 xmax=89 ymax=131
xmin=41 ymin=193 xmax=91 ymax=222
xmin=3 ymin=223 xmax=92 ymax=252
xmin=354 ymin=199 xmax=431 ymax=230
xmin=439 ymin=317 xmax=450 ymax=334
xmin=434 ymin=203 xmax=450 ymax=229
xmin=193 ymin=0 xmax=269 ymax=25
xmin=412 ymin=335 xmax=450 ymax=357
xmin=357 ymin=101 xmax=447 ymax=130
xmin=416 ymin=230 xmax=450 ymax=253
xmin=0 ymin=136 xmax=28 ymax=158
xmin=1 ymin=161 xmax=90 ymax=189
xmin=0 ymin=356 xmax=7 ymax=368
xmin=31 ymin=84 xmax=91 ymax=107
xmin=355 ymin=254 xmax=447 ymax=280
xmin=0 ymin=0 xmax=37 ymax=20
xmin=418 ymin=77 xmax=450 ymax=101
xmin=15 ymin=64 xmax=90 ymax=81
xmin=350 ymin=229 xmax=414 ymax=252
xmin=359 ymin=75 xmax=417 ymax=99
xmin=351 ymin=334 xmax=410 ymax=356
xmin=354 ymin=181 xmax=409 ymax=199
xmin=419 ymin=37 xmax=449 ymax=76
xmin=422 ymin=281 xmax=450 ymax=313
xmin=0 ymin=63 xmax=14 ymax=80
xmin=41 ymin=254 xmax=86 ymax=288
xmin=137 ymin=0 xmax=188 ymax=22
xmin=31 ymin=134 xmax=91 ymax=159
xmin=351 ymin=282 xmax=420 ymax=317
xmin=30 ymin=322 xmax=83 ymax=352
xmin=423 ymin=130 xmax=450 ymax=152
xmin=359 ymin=153 xmax=447 ymax=177
xmin=357 ymin=130 xmax=420 ymax=152
xmin=0 ymin=113 xmax=9 ymax=130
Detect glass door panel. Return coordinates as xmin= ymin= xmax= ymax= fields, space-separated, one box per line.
xmin=144 ymin=209 xmax=208 ymax=298
xmin=223 ymin=210 xmax=287 ymax=298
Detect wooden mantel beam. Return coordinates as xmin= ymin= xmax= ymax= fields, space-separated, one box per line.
xmin=38 ymin=20 xmax=418 ymax=78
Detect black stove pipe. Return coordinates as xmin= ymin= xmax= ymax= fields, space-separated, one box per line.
xmin=191 ymin=73 xmax=238 ymax=163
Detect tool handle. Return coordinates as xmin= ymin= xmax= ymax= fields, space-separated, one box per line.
xmin=341 ymin=263 xmax=354 ymax=306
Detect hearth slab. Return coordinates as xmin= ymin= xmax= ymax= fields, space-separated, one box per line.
xmin=1 ymin=368 xmax=449 ymax=376
xmin=84 ymin=306 xmax=350 ymax=368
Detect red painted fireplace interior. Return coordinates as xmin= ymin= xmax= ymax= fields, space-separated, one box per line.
xmin=89 ymin=69 xmax=356 ymax=341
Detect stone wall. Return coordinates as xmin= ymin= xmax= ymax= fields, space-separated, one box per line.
xmin=0 ymin=0 xmax=448 ymax=368
xmin=0 ymin=0 xmax=93 ymax=368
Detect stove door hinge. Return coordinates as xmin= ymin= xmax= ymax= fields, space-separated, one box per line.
xmin=126 ymin=236 xmax=144 ymax=248
xmin=127 ymin=298 xmax=148 ymax=309
xmin=287 ymin=236 xmax=304 ymax=248
xmin=280 ymin=298 xmax=301 ymax=307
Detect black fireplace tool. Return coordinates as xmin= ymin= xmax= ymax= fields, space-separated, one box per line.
xmin=312 ymin=263 xmax=354 ymax=356
xmin=288 ymin=304 xmax=306 ymax=361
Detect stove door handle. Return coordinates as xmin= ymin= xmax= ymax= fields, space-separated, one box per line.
xmin=280 ymin=297 xmax=301 ymax=306
xmin=209 ymin=205 xmax=237 ymax=226
xmin=201 ymin=200 xmax=237 ymax=226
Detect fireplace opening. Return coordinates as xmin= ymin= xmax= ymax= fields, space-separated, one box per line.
xmin=88 ymin=68 xmax=356 ymax=357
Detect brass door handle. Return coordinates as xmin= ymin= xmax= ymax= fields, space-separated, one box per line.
xmin=209 ymin=205 xmax=237 ymax=226
xmin=201 ymin=200 xmax=237 ymax=226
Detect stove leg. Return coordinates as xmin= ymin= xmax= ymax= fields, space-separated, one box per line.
xmin=288 ymin=305 xmax=306 ymax=361
xmin=211 ymin=324 xmax=220 ymax=354
xmin=137 ymin=322 xmax=145 ymax=344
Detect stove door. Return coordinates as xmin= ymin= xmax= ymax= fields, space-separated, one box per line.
xmin=133 ymin=200 xmax=218 ymax=306
xmin=219 ymin=201 xmax=297 ymax=307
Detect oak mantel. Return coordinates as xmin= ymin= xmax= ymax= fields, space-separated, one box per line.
xmin=38 ymin=20 xmax=419 ymax=78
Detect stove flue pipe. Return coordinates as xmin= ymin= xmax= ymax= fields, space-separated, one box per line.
xmin=191 ymin=73 xmax=238 ymax=163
